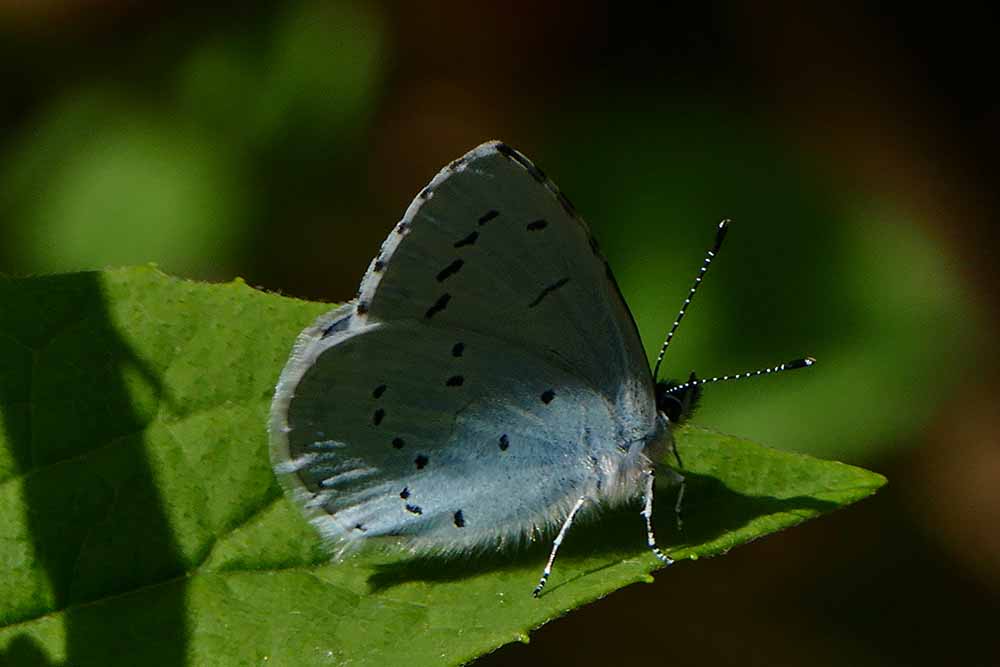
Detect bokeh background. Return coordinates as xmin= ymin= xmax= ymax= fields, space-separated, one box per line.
xmin=1 ymin=3 xmax=997 ymax=665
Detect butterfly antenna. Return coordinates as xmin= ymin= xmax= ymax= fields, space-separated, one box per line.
xmin=652 ymin=219 xmax=731 ymax=382
xmin=663 ymin=357 xmax=816 ymax=395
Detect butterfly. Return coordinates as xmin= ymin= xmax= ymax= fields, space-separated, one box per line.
xmin=269 ymin=141 xmax=813 ymax=596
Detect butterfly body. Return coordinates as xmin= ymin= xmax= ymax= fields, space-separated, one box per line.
xmin=270 ymin=141 xmax=673 ymax=562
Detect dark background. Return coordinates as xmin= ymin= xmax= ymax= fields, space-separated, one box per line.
xmin=1 ymin=3 xmax=997 ymax=665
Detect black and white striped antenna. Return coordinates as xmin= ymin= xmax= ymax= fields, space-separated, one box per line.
xmin=663 ymin=357 xmax=816 ymax=396
xmin=652 ymin=219 xmax=730 ymax=382
xmin=652 ymin=219 xmax=815 ymax=403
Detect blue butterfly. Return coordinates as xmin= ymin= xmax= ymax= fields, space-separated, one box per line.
xmin=269 ymin=141 xmax=813 ymax=596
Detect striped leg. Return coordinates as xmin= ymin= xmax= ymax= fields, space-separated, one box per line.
xmin=533 ymin=495 xmax=588 ymax=597
xmin=642 ymin=469 xmax=674 ymax=564
xmin=673 ymin=472 xmax=686 ymax=531
xmin=661 ymin=460 xmax=687 ymax=531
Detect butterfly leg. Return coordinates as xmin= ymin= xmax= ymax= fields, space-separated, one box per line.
xmin=642 ymin=469 xmax=675 ymax=565
xmin=667 ymin=466 xmax=686 ymax=531
xmin=667 ymin=429 xmax=686 ymax=530
xmin=670 ymin=436 xmax=684 ymax=468
xmin=533 ymin=495 xmax=588 ymax=597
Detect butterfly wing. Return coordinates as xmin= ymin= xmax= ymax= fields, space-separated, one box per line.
xmin=272 ymin=314 xmax=644 ymax=553
xmin=270 ymin=142 xmax=658 ymax=553
xmin=358 ymin=142 xmax=651 ymax=410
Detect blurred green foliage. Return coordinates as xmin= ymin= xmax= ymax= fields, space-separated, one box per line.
xmin=546 ymin=104 xmax=977 ymax=459
xmin=1 ymin=0 xmax=383 ymax=279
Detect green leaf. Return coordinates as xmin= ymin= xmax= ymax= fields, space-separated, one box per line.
xmin=0 ymin=267 xmax=886 ymax=666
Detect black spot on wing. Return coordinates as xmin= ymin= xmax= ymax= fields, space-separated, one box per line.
xmin=499 ymin=434 xmax=509 ymax=451
xmin=392 ymin=437 xmax=405 ymax=449
xmin=405 ymin=504 xmax=423 ymax=515
xmin=396 ymin=222 xmax=410 ymax=235
xmin=419 ymin=187 xmax=432 ymax=200
xmin=478 ymin=210 xmax=499 ymax=225
xmin=372 ymin=384 xmax=387 ymax=399
xmin=540 ymin=390 xmax=555 ymax=404
xmin=414 ymin=454 xmax=429 ymax=469
xmin=525 ymin=162 xmax=547 ymax=183
xmin=526 ymin=219 xmax=547 ymax=231
xmin=446 ymin=375 xmax=464 ymax=387
xmin=373 ymin=259 xmax=385 ymax=272
xmin=495 ymin=142 xmax=547 ymax=183
xmin=588 ymin=235 xmax=601 ymax=256
xmin=400 ymin=487 xmax=410 ymax=499
xmin=454 ymin=231 xmax=478 ymax=248
xmin=452 ymin=342 xmax=465 ymax=357
xmin=356 ymin=301 xmax=369 ymax=315
xmin=436 ymin=259 xmax=464 ymax=282
xmin=557 ymin=191 xmax=578 ymax=217
xmin=528 ymin=277 xmax=570 ymax=308
xmin=453 ymin=510 xmax=465 ymax=527
xmin=604 ymin=261 xmax=616 ymax=284
xmin=354 ymin=523 xmax=367 ymax=532
xmin=320 ymin=315 xmax=351 ymax=339
xmin=494 ymin=142 xmax=517 ymax=160
xmin=373 ymin=408 xmax=386 ymax=425
xmin=425 ymin=293 xmax=451 ymax=319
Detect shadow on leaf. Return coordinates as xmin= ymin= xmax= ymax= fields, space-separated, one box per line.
xmin=366 ymin=468 xmax=840 ymax=593
xmin=0 ymin=272 xmax=187 ymax=666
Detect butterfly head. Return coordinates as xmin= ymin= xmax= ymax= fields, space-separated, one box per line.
xmin=655 ymin=373 xmax=703 ymax=425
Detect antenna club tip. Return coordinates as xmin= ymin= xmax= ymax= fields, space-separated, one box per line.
xmin=713 ymin=219 xmax=731 ymax=248
xmin=787 ymin=356 xmax=816 ymax=369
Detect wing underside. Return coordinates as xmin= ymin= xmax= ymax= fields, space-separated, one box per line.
xmin=272 ymin=315 xmax=635 ymax=553
xmin=270 ymin=142 xmax=658 ymax=553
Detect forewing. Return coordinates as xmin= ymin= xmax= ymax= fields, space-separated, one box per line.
xmin=353 ymin=141 xmax=653 ymax=416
